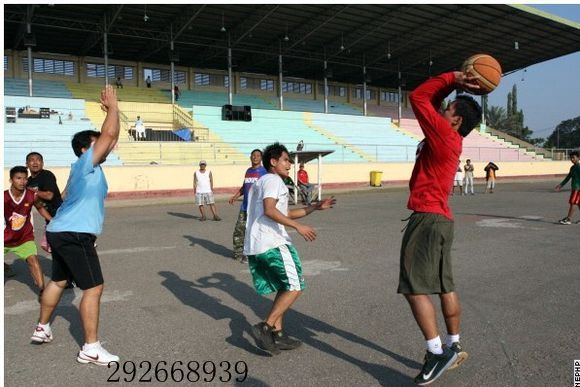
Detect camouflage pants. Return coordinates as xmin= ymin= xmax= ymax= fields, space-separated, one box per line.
xmin=232 ymin=211 xmax=247 ymax=260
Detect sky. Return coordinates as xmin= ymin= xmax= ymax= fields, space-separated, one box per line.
xmin=486 ymin=4 xmax=580 ymax=140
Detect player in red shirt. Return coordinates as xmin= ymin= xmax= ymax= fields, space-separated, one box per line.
xmin=4 ymin=166 xmax=52 ymax=299
xmin=398 ymin=71 xmax=482 ymax=385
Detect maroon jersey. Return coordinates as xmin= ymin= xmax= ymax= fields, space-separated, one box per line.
xmin=4 ymin=189 xmax=36 ymax=247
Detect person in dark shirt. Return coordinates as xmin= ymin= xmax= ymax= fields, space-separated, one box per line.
xmin=26 ymin=152 xmax=63 ymax=253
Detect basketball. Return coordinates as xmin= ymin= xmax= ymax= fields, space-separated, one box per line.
xmin=462 ymin=54 xmax=502 ymax=95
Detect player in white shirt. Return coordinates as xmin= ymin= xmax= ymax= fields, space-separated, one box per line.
xmin=244 ymin=142 xmax=335 ymax=354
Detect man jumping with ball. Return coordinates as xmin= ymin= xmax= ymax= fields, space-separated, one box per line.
xmin=398 ymin=70 xmax=482 ymax=385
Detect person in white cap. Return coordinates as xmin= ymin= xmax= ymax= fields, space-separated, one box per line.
xmin=193 ymin=160 xmax=221 ymax=221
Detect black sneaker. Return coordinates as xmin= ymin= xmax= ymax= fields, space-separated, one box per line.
xmin=251 ymin=322 xmax=280 ymax=355
xmin=272 ymin=330 xmax=302 ymax=350
xmin=447 ymin=342 xmax=468 ymax=370
xmin=414 ymin=347 xmax=457 ymax=386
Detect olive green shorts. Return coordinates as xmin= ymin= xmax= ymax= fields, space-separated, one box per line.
xmin=397 ymin=212 xmax=455 ymax=295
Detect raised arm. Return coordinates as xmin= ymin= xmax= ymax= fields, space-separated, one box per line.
xmin=91 ymin=85 xmax=120 ymax=166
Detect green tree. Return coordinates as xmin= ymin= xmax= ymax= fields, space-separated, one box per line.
xmin=486 ymin=105 xmax=507 ymax=129
xmin=544 ymin=116 xmax=580 ymax=149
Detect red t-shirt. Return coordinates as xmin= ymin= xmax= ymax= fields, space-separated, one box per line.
xmin=297 ymin=169 xmax=309 ymax=185
xmin=4 ymin=188 xmax=36 ymax=247
xmin=407 ymin=72 xmax=462 ymax=220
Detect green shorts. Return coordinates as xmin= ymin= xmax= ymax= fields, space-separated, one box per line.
xmin=398 ymin=212 xmax=455 ymax=295
xmin=248 ymin=244 xmax=305 ymax=295
xmin=4 ymin=241 xmax=38 ymax=260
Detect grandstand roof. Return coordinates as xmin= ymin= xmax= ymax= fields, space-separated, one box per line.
xmin=4 ymin=4 xmax=580 ymax=89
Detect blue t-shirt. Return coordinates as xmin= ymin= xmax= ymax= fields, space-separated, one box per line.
xmin=47 ymin=146 xmax=108 ymax=235
xmin=241 ymin=166 xmax=267 ymax=212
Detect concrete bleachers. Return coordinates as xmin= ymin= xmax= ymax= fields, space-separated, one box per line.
xmin=282 ymin=97 xmax=363 ymax=116
xmin=311 ymin=113 xmax=419 ymax=162
xmin=4 ymin=96 xmax=122 ymax=167
xmin=4 ymin=78 xmax=73 ymax=98
xmin=174 ymin=90 xmax=275 ymax=110
xmin=66 ymin=82 xmax=170 ymax=104
xmin=399 ymin=118 xmax=538 ymax=162
xmin=192 ymin=106 xmax=366 ymax=163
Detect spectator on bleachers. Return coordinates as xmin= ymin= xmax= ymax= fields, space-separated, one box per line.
xmin=67 ymin=111 xmax=73 ymax=121
xmin=297 ymin=163 xmax=316 ymax=205
xmin=174 ymin=85 xmax=180 ymax=101
xmin=135 ymin=116 xmax=146 ymax=140
xmin=484 ymin=161 xmax=499 ymax=193
xmin=146 ymin=76 xmax=152 ymax=88
xmin=115 ymin=77 xmax=123 ymax=89
xmin=26 ymin=152 xmax=63 ymax=253
xmin=58 ymin=115 xmax=63 ymax=125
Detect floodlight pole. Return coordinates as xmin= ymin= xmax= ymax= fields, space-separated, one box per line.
xmin=323 ymin=59 xmax=329 ymax=114
xmin=103 ymin=14 xmax=109 ymax=86
xmin=278 ymin=42 xmax=284 ymax=111
xmin=26 ymin=6 xmax=33 ymax=97
xmin=362 ymin=61 xmax=368 ymax=116
xmin=227 ymin=34 xmax=233 ymax=105
xmin=170 ymin=25 xmax=175 ymax=105
xmin=397 ymin=64 xmax=402 ymax=126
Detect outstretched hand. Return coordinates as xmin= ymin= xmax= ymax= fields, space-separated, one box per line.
xmin=316 ymin=196 xmax=336 ymax=210
xmin=454 ymin=71 xmax=481 ymax=94
xmin=100 ymin=85 xmax=118 ymax=113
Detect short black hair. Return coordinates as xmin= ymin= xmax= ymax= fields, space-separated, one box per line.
xmin=263 ymin=142 xmax=289 ymax=171
xmin=570 ymin=151 xmax=579 ymax=158
xmin=250 ymin=148 xmax=263 ymax=155
xmin=25 ymin=152 xmax=43 ymax=162
xmin=454 ymin=95 xmax=482 ymax=137
xmin=72 ymin=130 xmax=101 ymax=157
xmin=10 ymin=166 xmax=28 ymax=179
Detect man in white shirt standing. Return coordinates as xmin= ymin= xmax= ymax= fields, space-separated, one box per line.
xmin=244 ymin=142 xmax=335 ymax=354
xmin=193 ymin=160 xmax=221 ymax=221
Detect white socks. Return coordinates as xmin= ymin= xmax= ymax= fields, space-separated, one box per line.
xmin=38 ymin=322 xmax=50 ymax=330
xmin=446 ymin=334 xmax=460 ymax=347
xmin=426 ymin=336 xmax=443 ymax=354
xmin=84 ymin=341 xmax=101 ymax=349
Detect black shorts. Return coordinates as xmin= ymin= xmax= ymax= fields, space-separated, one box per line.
xmin=397 ymin=212 xmax=455 ymax=295
xmin=46 ymin=232 xmax=103 ymax=290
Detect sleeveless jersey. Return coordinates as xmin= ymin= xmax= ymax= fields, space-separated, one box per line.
xmin=4 ymin=189 xmax=36 ymax=246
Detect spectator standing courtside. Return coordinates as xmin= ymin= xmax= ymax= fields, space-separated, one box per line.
xmin=555 ymin=150 xmax=580 ymax=224
xmin=398 ymin=71 xmax=482 ymax=385
xmin=31 ymin=85 xmax=121 ymax=366
xmin=463 ymin=159 xmax=475 ymax=195
xmin=26 ymin=152 xmax=63 ymax=253
xmin=484 ymin=161 xmax=499 ymax=193
xmin=228 ymin=149 xmax=267 ymax=263
xmin=194 ymin=160 xmax=221 ymax=221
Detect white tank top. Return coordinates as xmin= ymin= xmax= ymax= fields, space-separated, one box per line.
xmin=195 ymin=170 xmax=212 ymax=193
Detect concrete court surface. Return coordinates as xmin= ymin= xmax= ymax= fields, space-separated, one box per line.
xmin=4 ymin=179 xmax=579 ymax=387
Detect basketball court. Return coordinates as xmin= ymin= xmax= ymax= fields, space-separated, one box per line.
xmin=4 ymin=179 xmax=578 ymax=386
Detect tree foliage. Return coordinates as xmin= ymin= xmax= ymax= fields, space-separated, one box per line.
xmin=544 ymin=116 xmax=580 ymax=149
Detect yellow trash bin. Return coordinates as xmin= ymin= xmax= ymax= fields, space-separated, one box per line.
xmin=370 ymin=171 xmax=383 ymax=187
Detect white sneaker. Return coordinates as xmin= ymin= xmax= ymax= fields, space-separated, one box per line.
xmin=31 ymin=324 xmax=53 ymax=344
xmin=77 ymin=341 xmax=119 ymax=366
